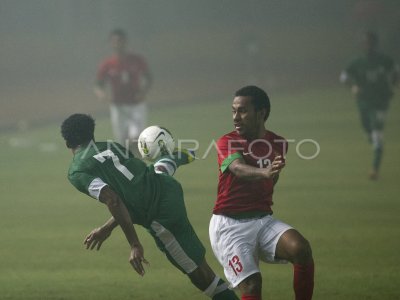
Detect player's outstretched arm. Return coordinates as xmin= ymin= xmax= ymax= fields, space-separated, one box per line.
xmin=84 ymin=217 xmax=118 ymax=251
xmin=98 ymin=186 xmax=148 ymax=276
xmin=229 ymin=155 xmax=285 ymax=180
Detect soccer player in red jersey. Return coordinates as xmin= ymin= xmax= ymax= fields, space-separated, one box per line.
xmin=209 ymin=86 xmax=314 ymax=300
xmin=94 ymin=29 xmax=152 ymax=151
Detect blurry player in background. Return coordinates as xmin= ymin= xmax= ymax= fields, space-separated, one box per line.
xmin=340 ymin=31 xmax=399 ymax=180
xmin=209 ymin=86 xmax=314 ymax=300
xmin=61 ymin=114 xmax=239 ymax=300
xmin=94 ymin=29 xmax=152 ymax=153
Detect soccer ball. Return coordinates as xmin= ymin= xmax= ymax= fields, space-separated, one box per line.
xmin=138 ymin=126 xmax=175 ymax=161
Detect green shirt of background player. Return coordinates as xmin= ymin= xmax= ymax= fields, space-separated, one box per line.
xmin=340 ymin=31 xmax=399 ymax=180
xmin=60 ymin=114 xmax=239 ymax=300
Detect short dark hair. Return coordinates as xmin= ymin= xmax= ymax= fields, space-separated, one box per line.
xmin=110 ymin=28 xmax=127 ymax=39
xmin=235 ymin=85 xmax=270 ymax=121
xmin=61 ymin=114 xmax=95 ymax=149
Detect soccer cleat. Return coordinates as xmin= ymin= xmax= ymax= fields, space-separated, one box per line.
xmin=172 ymin=148 xmax=196 ymax=166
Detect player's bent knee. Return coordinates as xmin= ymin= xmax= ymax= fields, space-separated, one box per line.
xmin=277 ymin=229 xmax=312 ymax=263
xmin=292 ymin=238 xmax=313 ymax=263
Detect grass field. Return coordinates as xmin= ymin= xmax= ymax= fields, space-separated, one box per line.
xmin=1 ymin=87 xmax=400 ymax=300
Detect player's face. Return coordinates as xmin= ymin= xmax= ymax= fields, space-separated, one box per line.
xmin=232 ymin=96 xmax=264 ymax=139
xmin=111 ymin=34 xmax=127 ymax=54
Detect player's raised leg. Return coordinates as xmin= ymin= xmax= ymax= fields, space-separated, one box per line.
xmin=154 ymin=148 xmax=196 ymax=176
xmin=188 ymin=260 xmax=240 ymax=300
xmin=149 ymin=218 xmax=239 ymax=299
xmin=148 ymin=176 xmax=238 ymax=299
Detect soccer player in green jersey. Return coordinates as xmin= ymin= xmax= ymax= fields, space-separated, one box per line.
xmin=61 ymin=114 xmax=239 ymax=300
xmin=340 ymin=31 xmax=399 ymax=180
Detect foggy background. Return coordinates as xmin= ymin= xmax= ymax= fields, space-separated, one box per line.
xmin=1 ymin=0 xmax=399 ymax=130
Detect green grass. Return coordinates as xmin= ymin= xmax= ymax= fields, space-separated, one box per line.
xmin=1 ymin=87 xmax=400 ymax=299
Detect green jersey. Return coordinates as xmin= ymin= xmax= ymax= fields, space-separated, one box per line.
xmin=68 ymin=141 xmax=161 ymax=227
xmin=344 ymin=52 xmax=396 ymax=107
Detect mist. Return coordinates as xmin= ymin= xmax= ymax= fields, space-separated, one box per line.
xmin=1 ymin=0 xmax=399 ymax=129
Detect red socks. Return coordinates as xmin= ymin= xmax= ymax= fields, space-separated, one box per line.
xmin=242 ymin=295 xmax=261 ymax=300
xmin=241 ymin=262 xmax=314 ymax=300
xmin=293 ymin=262 xmax=314 ymax=300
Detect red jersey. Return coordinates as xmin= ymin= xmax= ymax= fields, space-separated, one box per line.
xmin=96 ymin=53 xmax=149 ymax=104
xmin=214 ymin=130 xmax=288 ymax=216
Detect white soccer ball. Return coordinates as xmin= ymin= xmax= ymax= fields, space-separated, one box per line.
xmin=138 ymin=125 xmax=175 ymax=161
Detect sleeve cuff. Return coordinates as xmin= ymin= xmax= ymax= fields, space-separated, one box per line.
xmin=88 ymin=178 xmax=108 ymax=200
xmin=220 ymin=152 xmax=243 ymax=173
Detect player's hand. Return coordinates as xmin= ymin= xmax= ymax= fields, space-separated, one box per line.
xmin=265 ymin=155 xmax=285 ymax=179
xmin=83 ymin=227 xmax=112 ymax=250
xmin=129 ymin=243 xmax=149 ymax=276
xmin=94 ymin=87 xmax=108 ymax=102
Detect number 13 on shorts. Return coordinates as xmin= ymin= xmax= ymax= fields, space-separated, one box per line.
xmin=228 ymin=255 xmax=243 ymax=276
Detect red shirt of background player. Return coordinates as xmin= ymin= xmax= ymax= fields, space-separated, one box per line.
xmin=214 ymin=130 xmax=288 ymax=215
xmin=96 ymin=53 xmax=149 ymax=104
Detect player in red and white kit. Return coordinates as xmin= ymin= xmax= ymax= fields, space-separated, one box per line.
xmin=94 ymin=29 xmax=152 ymax=151
xmin=209 ymin=86 xmax=314 ymax=300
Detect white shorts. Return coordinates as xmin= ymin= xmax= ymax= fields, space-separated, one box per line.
xmin=110 ymin=102 xmax=147 ymax=145
xmin=209 ymin=214 xmax=292 ymax=288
